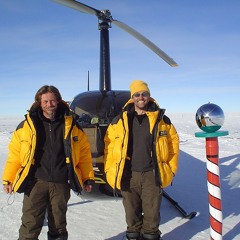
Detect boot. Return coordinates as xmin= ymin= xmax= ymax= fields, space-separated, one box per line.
xmin=126 ymin=231 xmax=141 ymax=240
xmin=47 ymin=232 xmax=68 ymax=240
xmin=142 ymin=233 xmax=161 ymax=240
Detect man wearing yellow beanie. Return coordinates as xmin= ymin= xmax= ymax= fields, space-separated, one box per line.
xmin=104 ymin=80 xmax=179 ymax=240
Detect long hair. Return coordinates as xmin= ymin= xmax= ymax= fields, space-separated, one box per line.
xmin=30 ymin=85 xmax=62 ymax=111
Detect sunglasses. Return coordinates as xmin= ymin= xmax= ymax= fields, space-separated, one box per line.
xmin=132 ymin=92 xmax=150 ymax=98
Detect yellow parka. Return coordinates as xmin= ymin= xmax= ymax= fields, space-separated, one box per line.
xmin=104 ymin=98 xmax=179 ymax=190
xmin=2 ymin=107 xmax=94 ymax=193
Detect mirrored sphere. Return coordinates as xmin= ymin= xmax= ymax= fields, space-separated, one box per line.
xmin=195 ymin=103 xmax=225 ymax=133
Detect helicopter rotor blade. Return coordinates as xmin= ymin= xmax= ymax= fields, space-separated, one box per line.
xmin=51 ymin=0 xmax=178 ymax=67
xmin=112 ymin=20 xmax=178 ymax=67
xmin=52 ymin=0 xmax=100 ymax=16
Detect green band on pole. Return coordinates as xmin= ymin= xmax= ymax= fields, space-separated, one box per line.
xmin=195 ymin=130 xmax=229 ymax=138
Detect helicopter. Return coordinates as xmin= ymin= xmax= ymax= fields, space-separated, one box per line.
xmin=52 ymin=0 xmax=178 ymax=189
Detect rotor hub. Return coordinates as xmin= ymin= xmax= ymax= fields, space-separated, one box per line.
xmin=97 ymin=10 xmax=112 ymax=29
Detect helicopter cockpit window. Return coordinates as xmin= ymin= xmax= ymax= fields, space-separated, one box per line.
xmin=94 ymin=117 xmax=109 ymax=126
xmin=77 ymin=113 xmax=92 ymax=128
xmin=77 ymin=113 xmax=109 ymax=128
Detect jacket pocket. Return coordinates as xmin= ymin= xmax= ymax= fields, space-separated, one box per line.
xmin=14 ymin=166 xmax=32 ymax=193
xmin=20 ymin=140 xmax=32 ymax=165
xmin=159 ymin=161 xmax=174 ymax=188
xmin=66 ymin=161 xmax=83 ymax=195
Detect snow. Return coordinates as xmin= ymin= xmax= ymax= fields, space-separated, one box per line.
xmin=0 ymin=113 xmax=239 ymax=240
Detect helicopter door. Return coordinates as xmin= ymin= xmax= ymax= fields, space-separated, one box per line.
xmin=83 ymin=125 xmax=108 ymax=184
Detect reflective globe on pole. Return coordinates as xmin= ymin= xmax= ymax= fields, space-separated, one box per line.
xmin=195 ymin=103 xmax=225 ymax=133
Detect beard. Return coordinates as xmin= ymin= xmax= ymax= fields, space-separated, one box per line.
xmin=43 ymin=107 xmax=57 ymax=120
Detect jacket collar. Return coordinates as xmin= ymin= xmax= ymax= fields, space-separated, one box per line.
xmin=123 ymin=97 xmax=162 ymax=114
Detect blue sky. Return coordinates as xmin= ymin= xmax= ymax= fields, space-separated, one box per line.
xmin=1 ymin=0 xmax=240 ymax=116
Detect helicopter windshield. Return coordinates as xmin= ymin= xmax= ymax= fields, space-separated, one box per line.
xmin=70 ymin=90 xmax=130 ymax=127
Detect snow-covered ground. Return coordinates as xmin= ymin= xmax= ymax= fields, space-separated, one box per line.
xmin=0 ymin=113 xmax=239 ymax=240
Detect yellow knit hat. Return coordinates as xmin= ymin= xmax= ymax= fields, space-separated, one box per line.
xmin=129 ymin=80 xmax=150 ymax=97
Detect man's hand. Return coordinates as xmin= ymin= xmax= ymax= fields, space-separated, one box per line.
xmin=3 ymin=184 xmax=13 ymax=194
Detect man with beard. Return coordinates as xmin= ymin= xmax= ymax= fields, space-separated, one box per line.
xmin=2 ymin=85 xmax=94 ymax=240
xmin=104 ymin=80 xmax=179 ymax=240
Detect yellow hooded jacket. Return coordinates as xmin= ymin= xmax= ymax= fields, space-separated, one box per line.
xmin=104 ymin=98 xmax=179 ymax=190
xmin=2 ymin=111 xmax=94 ymax=193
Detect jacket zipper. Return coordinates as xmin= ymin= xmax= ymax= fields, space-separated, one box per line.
xmin=113 ymin=114 xmax=127 ymax=193
xmin=152 ymin=110 xmax=164 ymax=186
xmin=49 ymin=122 xmax=53 ymax=182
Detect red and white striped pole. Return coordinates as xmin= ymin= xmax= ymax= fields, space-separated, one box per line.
xmin=195 ymin=103 xmax=228 ymax=240
xmin=196 ymin=132 xmax=228 ymax=240
xmin=206 ymin=137 xmax=223 ymax=239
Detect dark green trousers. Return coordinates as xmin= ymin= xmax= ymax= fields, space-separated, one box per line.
xmin=121 ymin=171 xmax=162 ymax=236
xmin=19 ymin=179 xmax=70 ymax=240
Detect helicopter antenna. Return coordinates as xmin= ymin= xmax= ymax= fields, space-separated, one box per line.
xmin=87 ymin=70 xmax=90 ymax=91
